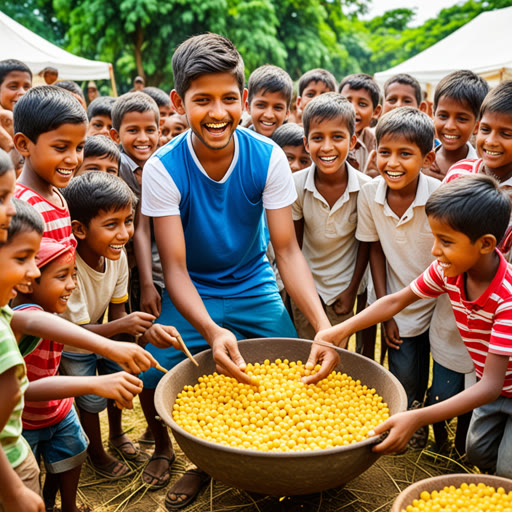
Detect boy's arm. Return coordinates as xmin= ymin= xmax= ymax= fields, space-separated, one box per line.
xmin=10 ymin=310 xmax=157 ymax=374
xmin=333 ymin=241 xmax=370 ymax=315
xmin=25 ymin=373 xmax=143 ymax=410
xmin=370 ymin=241 xmax=401 ymax=349
xmin=153 ymin=215 xmax=252 ymax=384
xmin=133 ymin=209 xmax=162 ymax=317
xmin=315 ymin=285 xmax=420 ymax=347
xmin=372 ymin=352 xmax=508 ymax=454
xmin=0 ymin=368 xmax=44 ymax=512
xmin=267 ymin=206 xmax=337 ymax=383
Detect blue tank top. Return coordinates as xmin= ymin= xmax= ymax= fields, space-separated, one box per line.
xmin=156 ymin=127 xmax=278 ymax=298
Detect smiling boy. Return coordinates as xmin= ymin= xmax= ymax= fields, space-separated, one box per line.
xmin=245 ymin=65 xmax=292 ymax=138
xmin=0 ymin=59 xmax=32 ymax=112
xmin=140 ymin=33 xmax=335 ymax=508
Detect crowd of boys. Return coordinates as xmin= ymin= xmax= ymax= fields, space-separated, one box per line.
xmin=1 ymin=30 xmax=512 ymax=512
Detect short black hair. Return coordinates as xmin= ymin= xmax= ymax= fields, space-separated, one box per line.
xmin=0 ymin=148 xmax=14 ymax=176
xmin=426 ymin=174 xmax=510 ymax=244
xmin=247 ymin=65 xmax=293 ymax=107
xmin=433 ymin=70 xmax=489 ymax=119
xmin=87 ymin=96 xmax=116 ymax=120
xmin=384 ymin=74 xmax=422 ymax=106
xmin=83 ymin=135 xmax=121 ymax=166
xmin=376 ymin=107 xmax=434 ymax=156
xmin=54 ymin=80 xmax=86 ymax=101
xmin=13 ymin=86 xmax=88 ymax=143
xmin=4 ymin=198 xmax=44 ymax=245
xmin=339 ymin=73 xmax=381 ymax=110
xmin=111 ymin=92 xmax=159 ymax=131
xmin=480 ymin=80 xmax=512 ymax=119
xmin=302 ymin=92 xmax=355 ymax=138
xmin=0 ymin=59 xmax=32 ymax=86
xmin=271 ymin=123 xmax=305 ymax=148
xmin=172 ymin=33 xmax=245 ymax=99
xmin=62 ymin=171 xmax=136 ymax=226
xmin=142 ymin=87 xmax=171 ymax=107
xmin=298 ymin=69 xmax=337 ymax=97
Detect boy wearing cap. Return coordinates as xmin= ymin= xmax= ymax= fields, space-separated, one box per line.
xmin=12 ymin=237 xmax=144 ymax=512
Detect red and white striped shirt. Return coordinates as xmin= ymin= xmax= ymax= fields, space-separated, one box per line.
xmin=443 ymin=158 xmax=483 ymax=183
xmin=411 ymin=250 xmax=512 ymax=397
xmin=18 ymin=305 xmax=73 ymax=429
xmin=15 ymin=184 xmax=76 ymax=248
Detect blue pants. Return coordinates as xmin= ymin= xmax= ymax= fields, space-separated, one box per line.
xmin=142 ymin=290 xmax=297 ymax=389
xmin=387 ymin=329 xmax=430 ymax=409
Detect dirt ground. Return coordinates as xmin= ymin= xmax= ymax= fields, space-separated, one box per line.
xmin=63 ymin=337 xmax=477 ymax=512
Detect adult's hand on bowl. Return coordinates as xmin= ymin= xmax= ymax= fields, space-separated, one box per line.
xmin=302 ymin=341 xmax=340 ymax=385
xmin=370 ymin=410 xmax=422 ymax=454
xmin=211 ymin=328 xmax=253 ymax=385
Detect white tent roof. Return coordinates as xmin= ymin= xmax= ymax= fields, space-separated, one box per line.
xmin=0 ymin=10 xmax=111 ymax=80
xmin=374 ymin=7 xmax=512 ymax=88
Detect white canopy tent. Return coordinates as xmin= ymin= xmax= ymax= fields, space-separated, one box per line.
xmin=374 ymin=6 xmax=512 ymax=98
xmin=0 ymin=10 xmax=116 ymax=94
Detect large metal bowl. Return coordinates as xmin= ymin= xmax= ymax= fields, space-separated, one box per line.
xmin=390 ymin=473 xmax=512 ymax=512
xmin=154 ymin=337 xmax=407 ymax=496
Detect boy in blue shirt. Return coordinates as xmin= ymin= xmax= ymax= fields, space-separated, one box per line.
xmin=140 ymin=33 xmax=335 ymax=508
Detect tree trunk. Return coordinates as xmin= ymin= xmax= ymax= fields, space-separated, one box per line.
xmin=134 ymin=23 xmax=145 ymax=79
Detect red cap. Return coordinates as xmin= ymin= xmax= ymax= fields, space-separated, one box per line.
xmin=35 ymin=237 xmax=75 ymax=269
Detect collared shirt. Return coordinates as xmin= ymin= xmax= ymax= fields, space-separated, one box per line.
xmin=356 ymin=173 xmax=440 ymax=336
xmin=292 ymin=162 xmax=371 ymax=304
xmin=119 ymin=152 xmax=142 ymax=199
xmin=412 ymin=250 xmax=512 ymax=397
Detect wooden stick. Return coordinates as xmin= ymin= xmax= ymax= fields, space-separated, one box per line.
xmin=176 ymin=334 xmax=199 ymax=367
xmin=155 ymin=363 xmax=168 ymax=374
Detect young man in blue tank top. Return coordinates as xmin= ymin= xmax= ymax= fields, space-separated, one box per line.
xmin=139 ymin=33 xmax=338 ymax=508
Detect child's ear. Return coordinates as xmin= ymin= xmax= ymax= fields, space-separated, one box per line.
xmin=71 ymin=220 xmax=87 ymax=240
xmin=419 ymin=101 xmax=428 ymax=114
xmin=241 ymin=88 xmax=248 ymax=106
xmin=245 ymin=99 xmax=250 ymax=113
xmin=422 ymin=150 xmax=436 ymax=168
xmin=372 ymin=104 xmax=382 ymax=120
xmin=349 ymin=133 xmax=358 ymax=151
xmin=303 ymin=135 xmax=310 ymax=154
xmin=473 ymin=121 xmax=479 ymax=136
xmin=479 ymin=234 xmax=497 ymax=254
xmin=110 ymin=128 xmax=121 ymax=145
xmin=296 ymin=96 xmax=302 ymax=111
xmin=13 ymin=133 xmax=31 ymax=157
xmin=170 ymin=90 xmax=186 ymax=116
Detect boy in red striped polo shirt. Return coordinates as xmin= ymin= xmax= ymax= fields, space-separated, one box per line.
xmin=13 ymin=86 xmax=87 ymax=248
xmin=316 ymin=175 xmax=512 ymax=477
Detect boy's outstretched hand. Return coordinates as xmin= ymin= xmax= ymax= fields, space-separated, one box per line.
xmin=142 ymin=324 xmax=182 ymax=350
xmin=117 ymin=311 xmax=156 ymax=336
xmin=302 ymin=341 xmax=340 ymax=384
xmin=210 ymin=328 xmax=253 ymax=385
xmin=370 ymin=410 xmax=422 ymax=454
xmin=93 ymin=372 xmax=144 ymax=409
xmin=2 ymin=486 xmax=44 ymax=512
xmin=105 ymin=341 xmax=158 ymax=374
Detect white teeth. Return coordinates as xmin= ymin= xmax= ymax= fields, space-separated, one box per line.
xmin=134 ymin=145 xmax=150 ymax=149
xmin=110 ymin=244 xmax=124 ymax=249
xmin=485 ymin=150 xmax=501 ymax=156
xmin=444 ymin=135 xmax=458 ymax=139
xmin=261 ymin=121 xmax=275 ymax=126
xmin=206 ymin=122 xmax=228 ymax=129
xmin=320 ymin=156 xmax=336 ymax=162
xmin=57 ymin=169 xmax=73 ymax=175
xmin=386 ymin=171 xmax=404 ymax=177
xmin=438 ymin=261 xmax=450 ymax=268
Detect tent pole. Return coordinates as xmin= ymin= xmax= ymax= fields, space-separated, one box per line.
xmin=109 ymin=63 xmax=118 ymax=97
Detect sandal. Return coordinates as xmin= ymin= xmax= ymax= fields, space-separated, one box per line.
xmin=88 ymin=458 xmax=131 ymax=480
xmin=164 ymin=468 xmax=210 ymax=510
xmin=141 ymin=453 xmax=176 ymax=490
xmin=109 ymin=432 xmax=140 ymax=460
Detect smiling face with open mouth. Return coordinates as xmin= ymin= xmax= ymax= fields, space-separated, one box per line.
xmin=172 ymin=72 xmax=246 ymax=161
xmin=377 ymin=134 xmax=435 ymax=193
xmin=434 ymin=96 xmax=477 ymax=152
xmin=477 ymin=111 xmax=512 ymax=181
xmin=247 ymin=90 xmax=289 ymax=138
xmin=21 ymin=122 xmax=87 ymax=189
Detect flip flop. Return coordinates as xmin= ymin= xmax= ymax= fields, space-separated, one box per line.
xmin=88 ymin=458 xmax=132 ymax=480
xmin=164 ymin=468 xmax=210 ymax=510
xmin=141 ymin=453 xmax=176 ymax=490
xmin=108 ymin=432 xmax=140 ymax=460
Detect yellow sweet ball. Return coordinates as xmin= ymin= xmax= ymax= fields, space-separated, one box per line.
xmin=401 ymin=483 xmax=512 ymax=512
xmin=172 ymin=359 xmax=389 ymax=452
